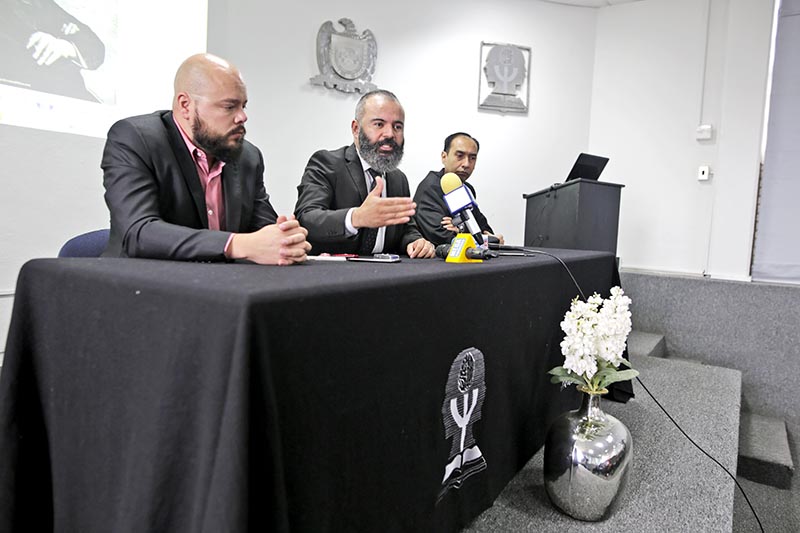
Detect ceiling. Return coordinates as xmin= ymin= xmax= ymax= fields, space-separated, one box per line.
xmin=540 ymin=0 xmax=643 ymax=7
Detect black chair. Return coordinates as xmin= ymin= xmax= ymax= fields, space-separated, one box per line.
xmin=58 ymin=229 xmax=110 ymax=258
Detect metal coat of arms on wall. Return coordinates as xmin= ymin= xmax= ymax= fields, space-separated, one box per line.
xmin=310 ymin=18 xmax=377 ymax=94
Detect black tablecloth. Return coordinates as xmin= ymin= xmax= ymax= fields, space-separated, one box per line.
xmin=0 ymin=251 xmax=621 ymax=532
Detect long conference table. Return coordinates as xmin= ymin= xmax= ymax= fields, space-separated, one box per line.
xmin=0 ymin=250 xmax=619 ymax=532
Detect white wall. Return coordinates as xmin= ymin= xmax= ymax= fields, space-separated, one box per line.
xmin=0 ymin=0 xmax=208 ymax=365
xmin=0 ymin=0 xmax=598 ymax=359
xmin=0 ymin=127 xmax=109 ymax=366
xmin=0 ymin=0 xmax=777 ymax=355
xmin=206 ymin=0 xmax=598 ymax=235
xmin=589 ymin=0 xmax=774 ymax=279
xmin=707 ymin=0 xmax=774 ymax=280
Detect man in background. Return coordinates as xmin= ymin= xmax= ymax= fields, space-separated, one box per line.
xmin=294 ymin=89 xmax=434 ymax=257
xmin=413 ymin=132 xmax=504 ymax=245
xmin=102 ymin=53 xmax=310 ymax=265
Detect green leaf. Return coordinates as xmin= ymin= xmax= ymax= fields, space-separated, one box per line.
xmin=597 ymin=369 xmax=639 ymax=389
xmin=593 ymin=367 xmax=617 ymax=379
xmin=550 ymin=374 xmax=585 ymax=386
xmin=548 ymin=366 xmax=589 ymax=387
xmin=548 ymin=366 xmax=572 ymax=377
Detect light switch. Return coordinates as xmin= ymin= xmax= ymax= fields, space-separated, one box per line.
xmin=696 ymin=124 xmax=714 ymax=141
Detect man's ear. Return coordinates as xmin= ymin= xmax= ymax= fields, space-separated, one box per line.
xmin=351 ymin=119 xmax=360 ymax=141
xmin=176 ymin=93 xmax=192 ymax=119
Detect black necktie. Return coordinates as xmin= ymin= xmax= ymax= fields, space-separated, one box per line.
xmin=358 ymin=169 xmax=381 ymax=254
xmin=366 ymin=168 xmax=380 ymax=191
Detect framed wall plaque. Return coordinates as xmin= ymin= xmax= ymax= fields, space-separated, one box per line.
xmin=478 ymin=41 xmax=531 ymax=113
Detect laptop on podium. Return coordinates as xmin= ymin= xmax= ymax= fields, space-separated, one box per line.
xmin=565 ymin=153 xmax=609 ymax=182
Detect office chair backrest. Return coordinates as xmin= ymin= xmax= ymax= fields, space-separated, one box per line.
xmin=58 ymin=229 xmax=110 ymax=258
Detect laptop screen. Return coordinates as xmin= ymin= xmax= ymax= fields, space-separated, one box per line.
xmin=565 ymin=153 xmax=609 ymax=181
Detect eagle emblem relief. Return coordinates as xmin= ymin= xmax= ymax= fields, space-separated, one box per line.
xmin=311 ymin=18 xmax=378 ymax=94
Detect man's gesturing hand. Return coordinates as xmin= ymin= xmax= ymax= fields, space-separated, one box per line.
xmin=351 ymin=177 xmax=416 ymax=229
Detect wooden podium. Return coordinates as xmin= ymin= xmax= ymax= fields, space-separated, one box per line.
xmin=523 ymin=178 xmax=624 ymax=254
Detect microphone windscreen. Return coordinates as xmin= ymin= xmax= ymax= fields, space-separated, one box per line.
xmin=434 ymin=243 xmax=451 ymax=259
xmin=440 ymin=172 xmax=462 ymax=194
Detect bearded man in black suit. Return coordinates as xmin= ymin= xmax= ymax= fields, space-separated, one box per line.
xmin=294 ymin=90 xmax=435 ymax=258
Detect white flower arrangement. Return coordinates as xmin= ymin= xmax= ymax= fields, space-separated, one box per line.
xmin=548 ymin=286 xmax=639 ymax=395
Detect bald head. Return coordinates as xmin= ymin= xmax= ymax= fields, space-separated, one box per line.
xmin=172 ymin=53 xmax=249 ymax=163
xmin=354 ymin=89 xmax=401 ymax=123
xmin=173 ymin=53 xmax=244 ymax=102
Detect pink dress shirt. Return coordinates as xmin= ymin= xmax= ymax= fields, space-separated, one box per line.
xmin=173 ymin=116 xmax=226 ymax=231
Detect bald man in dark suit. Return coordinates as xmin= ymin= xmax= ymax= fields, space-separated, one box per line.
xmin=102 ymin=53 xmax=310 ymax=265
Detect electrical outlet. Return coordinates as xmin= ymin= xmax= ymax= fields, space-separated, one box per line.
xmin=698 ymin=165 xmax=710 ymax=181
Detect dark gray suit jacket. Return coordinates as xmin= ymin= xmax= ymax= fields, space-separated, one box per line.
xmin=294 ymin=144 xmax=422 ymax=255
xmin=101 ymin=111 xmax=278 ymax=261
xmin=413 ymin=169 xmax=494 ymax=245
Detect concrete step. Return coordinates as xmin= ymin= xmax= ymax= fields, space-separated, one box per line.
xmin=737 ymin=412 xmax=794 ymax=490
xmin=628 ymin=330 xmax=666 ymax=358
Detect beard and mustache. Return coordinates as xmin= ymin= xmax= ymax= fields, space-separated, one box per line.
xmin=358 ymin=129 xmax=404 ymax=173
xmin=192 ymin=111 xmax=246 ymax=163
xmin=189 ymin=114 xmax=403 ymax=172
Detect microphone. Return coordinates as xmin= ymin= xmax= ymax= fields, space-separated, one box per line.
xmin=440 ymin=172 xmax=484 ymax=245
xmin=435 ymin=242 xmax=497 ymax=261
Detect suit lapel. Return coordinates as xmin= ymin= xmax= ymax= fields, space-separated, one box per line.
xmin=163 ymin=112 xmax=208 ymax=227
xmin=345 ymin=144 xmax=369 ymax=201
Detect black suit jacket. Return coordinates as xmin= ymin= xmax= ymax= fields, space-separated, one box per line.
xmin=294 ymin=144 xmax=423 ymax=255
xmin=101 ymin=111 xmax=278 ymax=261
xmin=413 ymin=169 xmax=494 ymax=245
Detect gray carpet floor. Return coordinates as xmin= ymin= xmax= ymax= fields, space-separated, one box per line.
xmin=463 ymin=355 xmax=798 ymax=532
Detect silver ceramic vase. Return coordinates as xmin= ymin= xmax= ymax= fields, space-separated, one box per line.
xmin=543 ymin=388 xmax=632 ymax=521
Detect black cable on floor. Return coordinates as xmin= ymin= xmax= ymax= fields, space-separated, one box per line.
xmin=635 ymin=376 xmax=764 ymax=533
